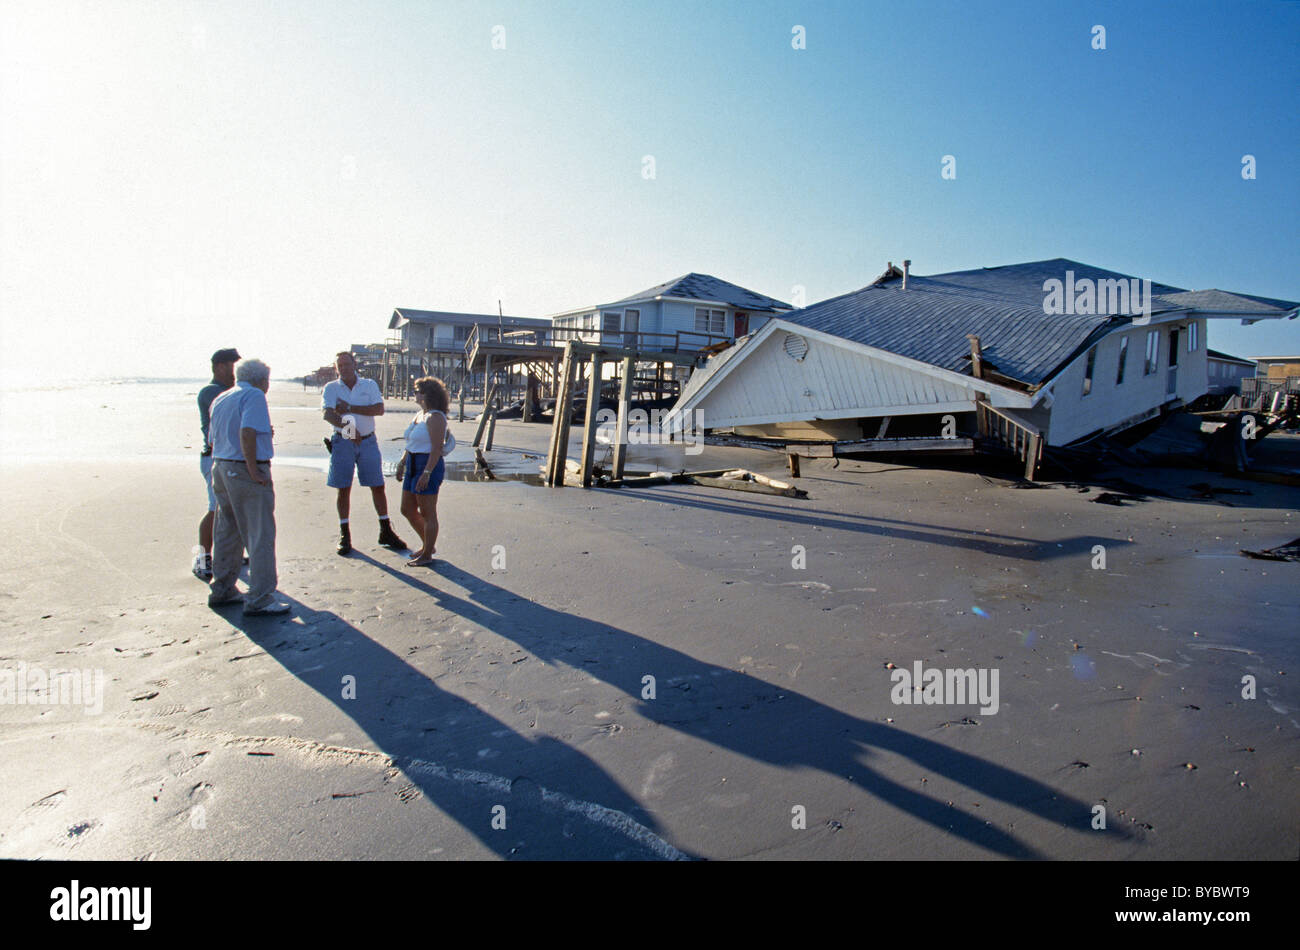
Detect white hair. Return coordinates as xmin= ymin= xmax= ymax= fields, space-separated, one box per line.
xmin=236 ymin=358 xmax=270 ymax=385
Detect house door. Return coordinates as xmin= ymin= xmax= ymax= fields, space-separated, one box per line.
xmin=1167 ymin=328 xmax=1180 ymax=395
xmin=624 ymin=309 xmax=639 ymax=348
xmin=734 ymin=312 xmax=749 ymax=337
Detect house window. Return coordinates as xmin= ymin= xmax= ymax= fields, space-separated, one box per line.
xmin=1082 ymin=346 xmax=1097 ymax=396
xmin=1116 ymin=337 xmax=1129 ymax=385
xmin=1188 ymin=322 xmax=1198 ymax=352
xmin=453 ymin=325 xmax=470 ymax=343
xmin=694 ymin=308 xmax=725 ymax=335
xmin=1144 ymin=330 xmax=1159 ymax=375
xmin=602 ymin=311 xmax=621 ymax=335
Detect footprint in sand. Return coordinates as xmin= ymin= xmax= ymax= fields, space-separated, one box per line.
xmin=22 ymin=789 xmax=67 ymax=815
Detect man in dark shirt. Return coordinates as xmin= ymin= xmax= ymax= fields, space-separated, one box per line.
xmin=195 ymin=348 xmax=240 ymax=578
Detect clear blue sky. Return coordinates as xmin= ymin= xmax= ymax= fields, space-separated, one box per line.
xmin=2 ymin=0 xmax=1296 ymax=380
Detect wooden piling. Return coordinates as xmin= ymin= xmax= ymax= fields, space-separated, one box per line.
xmin=544 ymin=345 xmax=578 ymax=486
xmin=472 ymin=384 xmax=498 ymax=448
xmin=485 ymin=401 xmax=498 ymax=451
xmin=611 ymin=356 xmax=634 ymax=480
xmin=579 ymin=351 xmax=605 ymax=487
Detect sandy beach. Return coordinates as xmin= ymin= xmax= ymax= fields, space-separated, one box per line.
xmin=0 ymin=380 xmax=1296 ymax=860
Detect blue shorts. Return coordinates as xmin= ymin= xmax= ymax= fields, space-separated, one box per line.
xmin=200 ymin=453 xmax=216 ymax=511
xmin=403 ymin=454 xmax=445 ymax=496
xmin=328 ymin=435 xmax=384 ymax=488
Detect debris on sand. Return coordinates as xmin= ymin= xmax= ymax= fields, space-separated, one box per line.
xmin=1092 ymin=492 xmax=1140 ymax=506
xmin=1239 ymin=537 xmax=1300 ymax=562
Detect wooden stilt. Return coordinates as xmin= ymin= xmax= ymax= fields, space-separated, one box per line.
xmin=544 ymin=345 xmax=578 ymax=486
xmin=579 ymin=352 xmax=605 ymax=487
xmin=612 ymin=356 xmax=633 ymax=480
xmin=485 ymin=401 xmax=497 ymax=451
xmin=788 ymin=453 xmax=801 ymax=478
xmin=472 ymin=384 xmax=498 ymax=448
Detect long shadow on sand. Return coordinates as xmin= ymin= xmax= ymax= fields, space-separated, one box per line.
xmin=623 ymin=487 xmax=1130 ymax=562
xmin=358 ymin=554 xmax=1136 ymax=859
xmin=220 ymin=595 xmax=694 ymax=859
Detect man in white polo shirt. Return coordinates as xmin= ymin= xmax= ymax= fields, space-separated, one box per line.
xmin=322 ymin=351 xmax=406 ymax=556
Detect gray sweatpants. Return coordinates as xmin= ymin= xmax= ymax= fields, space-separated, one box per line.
xmin=211 ymin=460 xmax=279 ymax=612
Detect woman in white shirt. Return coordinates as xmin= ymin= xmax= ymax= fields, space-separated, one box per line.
xmin=395 ymin=376 xmax=450 ymax=566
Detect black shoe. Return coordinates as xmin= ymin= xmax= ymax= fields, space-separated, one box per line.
xmin=377 ymin=522 xmax=407 ymax=550
xmin=337 ymin=525 xmax=352 ymax=556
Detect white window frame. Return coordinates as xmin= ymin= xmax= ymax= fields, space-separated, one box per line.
xmin=1082 ymin=346 xmax=1097 ymax=396
xmin=1116 ymin=336 xmax=1129 ymax=385
xmin=1144 ymin=330 xmax=1159 ymax=376
xmin=1188 ymin=321 xmax=1198 ymax=352
xmin=694 ymin=307 xmax=725 ymax=335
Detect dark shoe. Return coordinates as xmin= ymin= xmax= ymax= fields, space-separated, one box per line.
xmin=244 ymin=601 xmax=291 ymax=616
xmin=377 ymin=522 xmax=407 ymax=550
xmin=337 ymin=524 xmax=352 ymax=556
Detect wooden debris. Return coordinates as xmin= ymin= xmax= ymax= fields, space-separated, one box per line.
xmin=689 ymin=475 xmax=807 ymax=498
xmin=1239 ymin=537 xmax=1300 ymax=562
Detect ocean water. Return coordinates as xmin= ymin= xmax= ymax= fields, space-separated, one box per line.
xmin=0 ymin=378 xmax=526 ymax=476
xmin=0 ymin=378 xmax=405 ymax=467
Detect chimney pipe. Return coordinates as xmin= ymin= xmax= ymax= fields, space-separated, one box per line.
xmin=902 ymin=260 xmax=911 ymax=291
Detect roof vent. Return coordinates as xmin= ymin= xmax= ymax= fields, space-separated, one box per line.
xmin=902 ymin=259 xmax=911 ymax=291
xmin=783 ymin=333 xmax=809 ymax=361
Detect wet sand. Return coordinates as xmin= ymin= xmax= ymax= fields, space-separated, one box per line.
xmin=0 ymin=386 xmax=1296 ymax=859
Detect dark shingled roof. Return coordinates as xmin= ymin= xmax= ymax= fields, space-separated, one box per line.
xmin=608 ymin=273 xmax=791 ymax=312
xmin=1154 ymin=289 xmax=1299 ymax=314
xmin=779 ymin=259 xmax=1191 ymax=387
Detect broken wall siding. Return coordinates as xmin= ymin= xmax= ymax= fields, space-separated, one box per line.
xmin=1046 ymin=319 xmax=1209 ymax=445
xmin=693 ymin=328 xmax=980 ymax=429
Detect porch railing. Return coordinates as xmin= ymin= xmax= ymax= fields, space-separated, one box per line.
xmin=976 ymin=400 xmax=1043 ymax=480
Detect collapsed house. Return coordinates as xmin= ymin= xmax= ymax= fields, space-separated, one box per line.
xmin=664 ymin=258 xmax=1298 ymax=477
